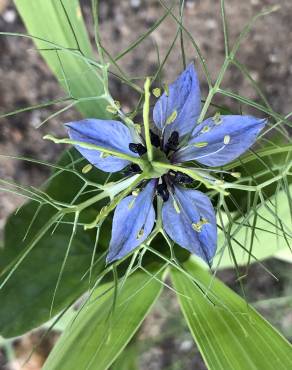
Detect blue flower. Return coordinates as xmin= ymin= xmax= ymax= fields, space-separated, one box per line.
xmin=66 ymin=63 xmax=266 ymax=265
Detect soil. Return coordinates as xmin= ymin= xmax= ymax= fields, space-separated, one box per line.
xmin=0 ymin=0 xmax=291 ymax=369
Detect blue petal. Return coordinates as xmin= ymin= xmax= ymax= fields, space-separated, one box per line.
xmin=107 ymin=180 xmax=156 ymax=263
xmin=162 ymin=185 xmax=217 ymax=264
xmin=173 ymin=115 xmax=266 ymax=167
xmin=153 ymin=63 xmax=201 ymax=145
xmin=66 ymin=119 xmax=138 ymax=172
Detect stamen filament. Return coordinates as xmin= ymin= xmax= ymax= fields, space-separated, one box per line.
xmin=192 ymin=143 xmax=227 ymax=161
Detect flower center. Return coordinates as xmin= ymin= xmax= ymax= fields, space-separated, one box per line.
xmin=128 ymin=130 xmax=193 ymax=184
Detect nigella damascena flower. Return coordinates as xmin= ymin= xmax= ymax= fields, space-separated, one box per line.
xmin=66 ymin=63 xmax=266 ymax=265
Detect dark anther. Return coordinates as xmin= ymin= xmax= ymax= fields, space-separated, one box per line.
xmin=174 ymin=171 xmax=193 ymax=184
xmin=123 ymin=163 xmax=142 ymax=176
xmin=150 ymin=130 xmax=161 ymax=148
xmin=129 ymin=143 xmax=147 ymax=156
xmin=130 ymin=163 xmax=142 ymax=173
xmin=165 ymin=131 xmax=179 ymax=154
xmin=157 ymin=181 xmax=169 ymax=202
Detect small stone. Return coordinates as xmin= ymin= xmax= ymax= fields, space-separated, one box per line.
xmin=180 ymin=340 xmax=193 ymax=352
xmin=130 ymin=0 xmax=141 ymax=8
xmin=3 ymin=9 xmax=16 ymax=23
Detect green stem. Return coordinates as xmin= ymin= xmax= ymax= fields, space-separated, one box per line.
xmin=73 ymin=191 xmax=107 ymax=213
xmin=44 ymin=134 xmax=144 ymax=166
xmin=197 ymin=58 xmax=229 ymax=123
xmin=143 ymin=77 xmax=153 ymax=162
xmin=197 ymin=6 xmax=278 ymax=124
xmin=224 ymin=144 xmax=292 ymax=170
xmin=223 ymin=172 xmax=290 ymax=192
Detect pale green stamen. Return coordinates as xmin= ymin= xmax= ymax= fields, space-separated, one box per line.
xmin=134 ymin=124 xmax=142 ymax=134
xmin=166 ymin=110 xmax=178 ymax=125
xmin=224 ymin=135 xmax=230 ymax=144
xmin=193 ymin=142 xmax=208 ymax=148
xmin=82 ymin=164 xmax=93 ymax=174
xmin=192 ymin=217 xmax=209 ymax=232
xmin=132 ymin=189 xmax=140 ymax=197
xmin=201 ymin=125 xmax=210 ymax=133
xmin=152 ymin=88 xmax=161 ymax=97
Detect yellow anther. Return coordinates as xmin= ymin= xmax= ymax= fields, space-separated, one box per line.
xmin=193 ymin=142 xmax=208 ymax=148
xmin=192 ymin=217 xmax=209 ymax=232
xmin=192 ymin=222 xmax=202 ymax=232
xmin=82 ymin=164 xmax=93 ymax=174
xmin=201 ymin=125 xmax=210 ymax=133
xmin=224 ymin=135 xmax=230 ymax=145
xmin=212 ymin=112 xmax=223 ymax=125
xmin=100 ymin=152 xmax=109 ymax=159
xmin=163 ymin=83 xmax=169 ymax=96
xmin=173 ymin=199 xmax=181 ymax=214
xmin=231 ymin=172 xmax=241 ymax=178
xmin=134 ymin=124 xmax=142 ymax=134
xmin=201 ymin=217 xmax=209 ymax=225
xmin=166 ymin=110 xmax=178 ymax=125
xmin=137 ymin=228 xmax=144 ymax=239
xmin=152 ymin=88 xmax=161 ymax=98
xmin=132 ymin=189 xmax=140 ymax=197
xmin=128 ymin=198 xmax=136 ymax=210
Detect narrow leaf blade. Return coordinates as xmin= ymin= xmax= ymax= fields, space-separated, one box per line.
xmin=14 ymin=0 xmax=110 ymax=118
xmin=171 ymin=260 xmax=292 ymax=370
xmin=43 ymin=270 xmax=163 ymax=370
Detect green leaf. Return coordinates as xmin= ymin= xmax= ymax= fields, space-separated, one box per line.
xmin=0 ymin=205 xmax=105 ymax=338
xmin=13 ymin=0 xmax=110 ymax=118
xmin=43 ymin=269 xmax=163 ymax=370
xmin=171 ymin=260 xmax=292 ymax=370
xmin=111 ymin=341 xmax=138 ymax=370
xmin=0 ymin=150 xmax=111 ymax=337
xmin=215 ymin=184 xmax=292 ymax=268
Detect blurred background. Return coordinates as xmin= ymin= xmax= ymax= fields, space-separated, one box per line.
xmin=0 ymin=0 xmax=291 ymax=369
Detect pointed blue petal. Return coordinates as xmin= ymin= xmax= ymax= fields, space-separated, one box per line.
xmin=66 ymin=119 xmax=138 ymax=172
xmin=162 ymin=186 xmax=217 ymax=264
xmin=173 ymin=115 xmax=266 ymax=167
xmin=107 ymin=180 xmax=156 ymax=263
xmin=153 ymin=63 xmax=201 ymax=145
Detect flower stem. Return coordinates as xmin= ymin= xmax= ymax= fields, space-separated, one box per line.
xmin=43 ymin=134 xmax=144 ymax=166
xmin=143 ymin=77 xmax=153 ymax=162
xmin=197 ymin=58 xmax=229 ymax=124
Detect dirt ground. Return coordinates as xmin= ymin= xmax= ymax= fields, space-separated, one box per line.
xmin=0 ymin=0 xmax=291 ymax=369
